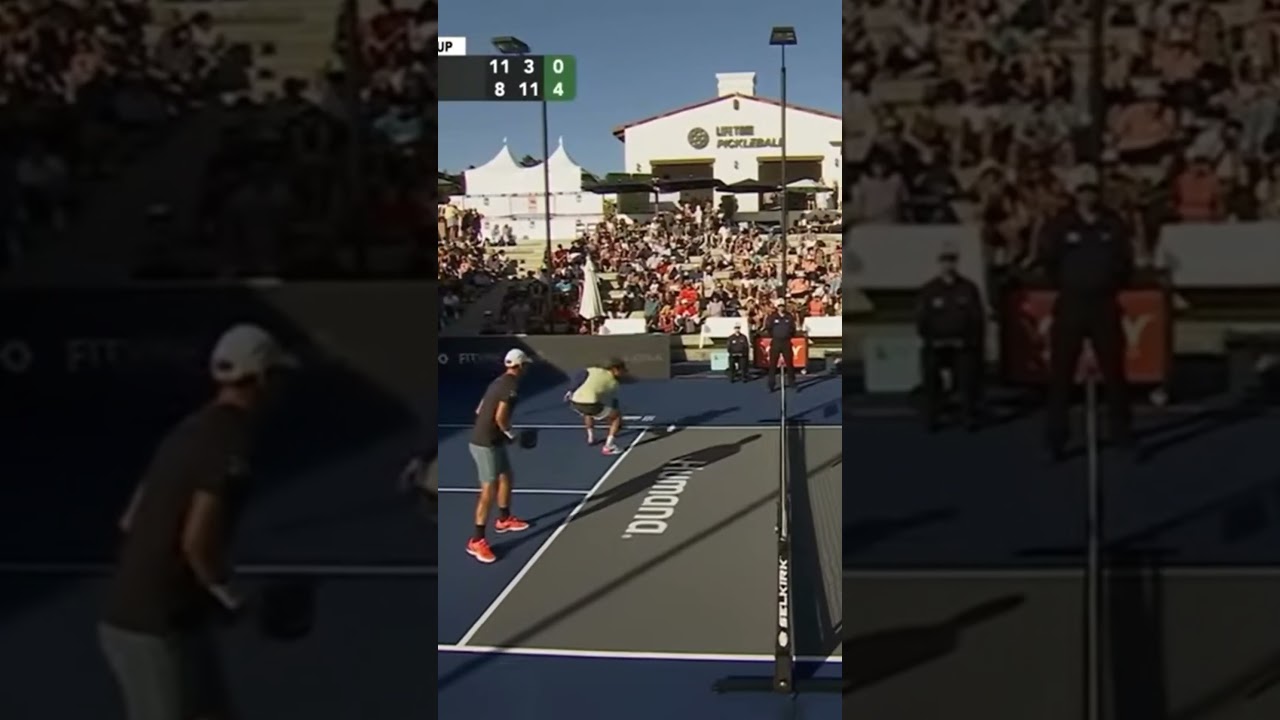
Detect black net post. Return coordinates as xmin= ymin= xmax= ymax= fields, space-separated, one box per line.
xmin=1084 ymin=375 xmax=1104 ymax=720
xmin=714 ymin=372 xmax=839 ymax=696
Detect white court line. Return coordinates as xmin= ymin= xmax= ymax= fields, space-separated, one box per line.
xmin=437 ymin=488 xmax=588 ymax=496
xmin=842 ymin=567 xmax=1280 ymax=580
xmin=0 ymin=562 xmax=436 ymax=578
xmin=455 ymin=427 xmax=651 ymax=647
xmin=438 ymin=644 xmax=841 ymax=664
xmin=442 ymin=405 xmax=1274 ymax=429
xmin=439 ymin=423 xmax=841 ymax=431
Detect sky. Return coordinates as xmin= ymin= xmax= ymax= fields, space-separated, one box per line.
xmin=438 ymin=0 xmax=841 ymax=176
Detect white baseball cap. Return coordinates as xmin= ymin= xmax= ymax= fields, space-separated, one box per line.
xmin=210 ymin=324 xmax=297 ymax=382
xmin=504 ymin=348 xmax=531 ymax=367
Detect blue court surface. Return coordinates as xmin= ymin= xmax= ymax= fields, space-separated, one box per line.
xmin=0 ymin=408 xmax=435 ymax=719
xmin=841 ymin=385 xmax=1280 ymax=719
xmin=437 ymin=371 xmax=843 ymax=718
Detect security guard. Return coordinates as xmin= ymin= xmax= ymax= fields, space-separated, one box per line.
xmin=916 ymin=244 xmax=984 ymax=430
xmin=765 ymin=299 xmax=798 ymax=392
xmin=726 ymin=323 xmax=751 ymax=382
xmin=1039 ymin=175 xmax=1134 ymax=458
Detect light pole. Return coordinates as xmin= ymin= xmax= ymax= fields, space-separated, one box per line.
xmin=493 ymin=35 xmax=553 ymax=323
xmin=770 ymin=26 xmax=796 ymax=292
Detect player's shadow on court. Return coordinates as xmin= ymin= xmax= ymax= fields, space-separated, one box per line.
xmin=842 ymin=508 xmax=956 ymax=557
xmin=841 ymin=595 xmax=1025 ymax=695
xmin=638 ymin=406 xmax=741 ymax=445
xmin=439 ymin=482 xmax=783 ymax=689
xmin=495 ymin=434 xmax=763 ymax=558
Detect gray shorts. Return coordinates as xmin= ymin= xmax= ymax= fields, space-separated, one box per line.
xmin=468 ymin=443 xmax=511 ymax=484
xmin=98 ymin=623 xmax=230 ymax=720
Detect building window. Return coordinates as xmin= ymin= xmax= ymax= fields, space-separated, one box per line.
xmin=733 ymin=99 xmax=739 ymax=110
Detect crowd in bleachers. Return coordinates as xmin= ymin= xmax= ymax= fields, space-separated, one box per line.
xmin=361 ymin=0 xmax=431 ymax=267
xmin=845 ymin=0 xmax=1280 ymax=265
xmin=1 ymin=0 xmax=242 ymax=270
xmin=437 ymin=206 xmax=522 ymax=328
xmin=172 ymin=0 xmax=431 ymax=279
xmin=472 ymin=201 xmax=843 ymax=335
xmin=3 ymin=0 xmax=435 ymax=279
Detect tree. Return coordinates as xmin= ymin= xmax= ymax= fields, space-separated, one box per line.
xmin=719 ymin=195 xmax=738 ymax=223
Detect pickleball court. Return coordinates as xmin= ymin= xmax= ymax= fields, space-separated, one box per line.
xmin=841 ymin=389 xmax=1280 ymax=720
xmin=437 ymin=374 xmax=843 ymax=718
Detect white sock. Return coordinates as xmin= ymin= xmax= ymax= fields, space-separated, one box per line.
xmin=606 ymin=434 xmax=617 ymax=447
xmin=586 ymin=427 xmax=595 ymax=443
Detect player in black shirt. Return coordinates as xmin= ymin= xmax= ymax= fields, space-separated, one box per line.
xmin=765 ymin=299 xmax=798 ymax=392
xmin=465 ymin=348 xmax=533 ymax=564
xmin=1039 ymin=178 xmax=1134 ymax=459
xmin=99 ymin=324 xmax=295 ymax=720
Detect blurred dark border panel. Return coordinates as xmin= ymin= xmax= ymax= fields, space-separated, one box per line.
xmin=425 ymin=0 xmax=440 ymax=278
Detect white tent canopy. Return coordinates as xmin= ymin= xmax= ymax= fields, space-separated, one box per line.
xmin=460 ymin=138 xmax=604 ymax=242
xmin=464 ymin=138 xmax=587 ymax=196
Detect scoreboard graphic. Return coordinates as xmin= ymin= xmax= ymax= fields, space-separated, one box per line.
xmin=438 ymin=37 xmax=577 ymax=102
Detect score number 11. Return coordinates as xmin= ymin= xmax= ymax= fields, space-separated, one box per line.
xmin=488 ymin=56 xmax=577 ymax=101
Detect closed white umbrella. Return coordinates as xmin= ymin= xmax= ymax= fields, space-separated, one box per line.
xmin=578 ymin=256 xmax=605 ymax=322
xmin=785 ymin=178 xmax=826 ymax=192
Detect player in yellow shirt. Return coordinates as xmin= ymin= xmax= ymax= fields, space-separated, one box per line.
xmin=565 ymin=358 xmax=628 ymax=455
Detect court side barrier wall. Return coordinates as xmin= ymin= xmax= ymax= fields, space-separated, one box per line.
xmin=438 ymin=333 xmax=672 ymax=381
xmin=1159 ymin=223 xmax=1280 ymax=288
xmin=844 ymin=224 xmax=988 ymax=299
xmin=0 ymin=281 xmax=434 ymax=562
xmin=845 ymin=222 xmax=1280 ymax=294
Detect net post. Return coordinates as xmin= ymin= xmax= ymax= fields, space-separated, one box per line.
xmin=711 ymin=357 xmax=840 ymax=695
xmin=714 ymin=363 xmax=796 ymax=695
xmin=1083 ymin=372 xmax=1103 ymax=720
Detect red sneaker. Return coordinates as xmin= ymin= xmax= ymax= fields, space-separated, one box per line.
xmin=466 ymin=538 xmax=496 ymax=563
xmin=494 ymin=516 xmax=530 ymax=533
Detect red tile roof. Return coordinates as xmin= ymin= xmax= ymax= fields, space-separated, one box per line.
xmin=611 ymin=93 xmax=841 ymax=141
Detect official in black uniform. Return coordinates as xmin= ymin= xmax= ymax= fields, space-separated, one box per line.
xmin=1039 ymin=178 xmax=1134 ymax=458
xmin=917 ymin=245 xmax=985 ymax=429
xmin=726 ymin=323 xmax=751 ymax=382
xmin=765 ymin=299 xmax=798 ymax=392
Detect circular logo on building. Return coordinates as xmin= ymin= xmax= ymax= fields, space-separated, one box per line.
xmin=687 ymin=127 xmax=709 ymax=150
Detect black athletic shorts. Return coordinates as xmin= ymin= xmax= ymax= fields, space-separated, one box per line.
xmin=571 ymin=401 xmax=615 ymax=420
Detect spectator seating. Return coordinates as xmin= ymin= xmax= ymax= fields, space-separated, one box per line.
xmin=1 ymin=0 xmax=249 ymax=273
xmin=845 ymin=0 xmax=1280 ymax=278
xmin=436 ymin=199 xmax=843 ymax=336
xmin=3 ymin=0 xmax=431 ymax=281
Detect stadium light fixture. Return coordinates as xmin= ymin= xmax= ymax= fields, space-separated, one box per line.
xmin=769 ymin=26 xmax=797 ymax=46
xmin=769 ymin=27 xmax=795 ymax=289
xmin=491 ymin=36 xmax=530 ymax=55
xmin=492 ymin=35 xmax=554 ymax=317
